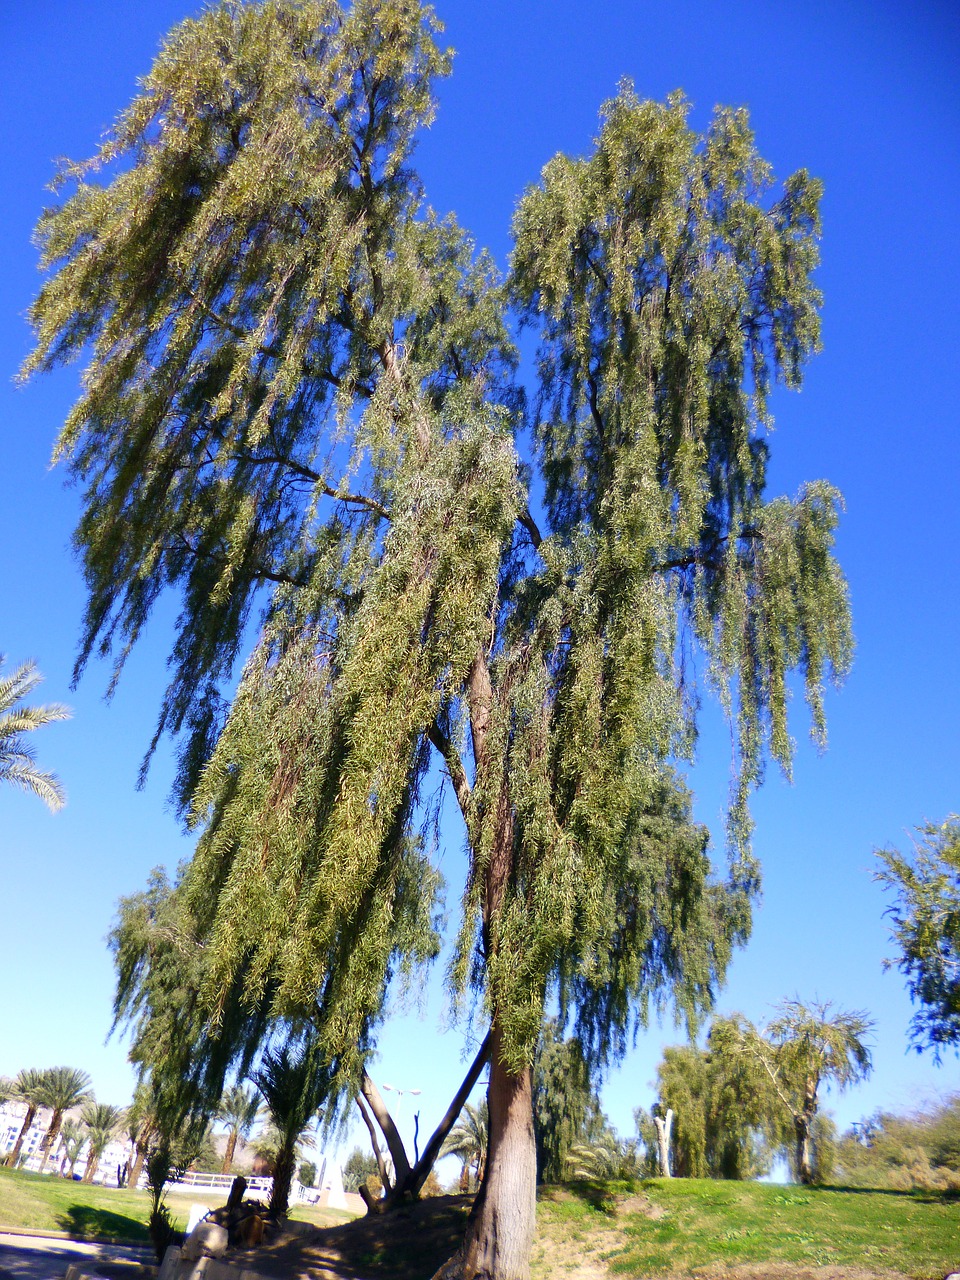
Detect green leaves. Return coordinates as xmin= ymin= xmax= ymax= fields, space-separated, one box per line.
xmin=876 ymin=818 xmax=960 ymax=1059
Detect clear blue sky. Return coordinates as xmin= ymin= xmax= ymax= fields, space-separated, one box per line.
xmin=1 ymin=0 xmax=958 ymax=1165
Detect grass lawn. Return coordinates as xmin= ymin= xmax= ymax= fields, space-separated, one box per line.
xmin=2 ymin=1166 xmax=956 ymax=1277
xmin=0 ymin=1167 xmax=355 ymax=1244
xmin=534 ymin=1177 xmax=960 ymax=1279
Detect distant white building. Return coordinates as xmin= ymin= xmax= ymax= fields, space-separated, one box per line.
xmin=0 ymin=1098 xmax=132 ymax=1183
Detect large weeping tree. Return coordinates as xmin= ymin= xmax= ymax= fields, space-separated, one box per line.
xmin=24 ymin=2 xmax=851 ymax=1276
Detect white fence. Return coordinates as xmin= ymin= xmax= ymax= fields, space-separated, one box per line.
xmin=165 ymin=1171 xmax=274 ymax=1197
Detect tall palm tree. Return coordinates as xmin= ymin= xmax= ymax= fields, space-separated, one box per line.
xmin=216 ymin=1084 xmax=261 ymax=1174
xmin=36 ymin=1067 xmax=92 ymax=1171
xmin=253 ymin=1043 xmax=330 ymax=1215
xmin=440 ymin=1098 xmax=488 ymax=1193
xmin=0 ymin=657 xmax=70 ymax=811
xmin=5 ymin=1068 xmax=47 ymax=1166
xmin=80 ymin=1102 xmax=123 ymax=1183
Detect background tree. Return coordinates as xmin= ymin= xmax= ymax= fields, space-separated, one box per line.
xmin=26 ymin=1 xmax=851 ymax=1273
xmin=440 ymin=1099 xmax=488 ymax=1195
xmin=4 ymin=1068 xmax=47 ymax=1167
xmin=35 ymin=1067 xmax=92 ymax=1172
xmin=532 ymin=1022 xmax=604 ymax=1184
xmin=737 ymin=999 xmax=873 ymax=1184
xmin=565 ymin=1130 xmax=642 ymax=1181
xmin=216 ymin=1084 xmax=261 ymax=1174
xmin=80 ymin=1101 xmax=123 ymax=1183
xmin=59 ymin=1119 xmax=87 ymax=1179
xmin=876 ymin=817 xmax=960 ymax=1059
xmin=342 ymin=1146 xmax=380 ymax=1194
xmin=0 ymin=658 xmax=70 ymax=810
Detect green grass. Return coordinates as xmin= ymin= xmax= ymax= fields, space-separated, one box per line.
xmin=534 ymin=1177 xmax=959 ymax=1278
xmin=0 ymin=1167 xmax=355 ymax=1244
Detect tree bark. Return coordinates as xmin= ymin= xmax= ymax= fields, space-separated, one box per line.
xmin=455 ymin=1025 xmax=537 ymax=1280
xmin=270 ymin=1144 xmax=296 ymax=1215
xmin=38 ymin=1110 xmax=64 ymax=1172
xmin=221 ymin=1130 xmax=238 ymax=1175
xmin=654 ymin=1109 xmax=673 ymax=1178
xmin=129 ymin=1138 xmax=149 ymax=1189
xmin=794 ymin=1113 xmax=813 ymax=1184
xmin=359 ymin=1072 xmax=412 ymax=1187
xmin=7 ymin=1104 xmax=37 ymax=1167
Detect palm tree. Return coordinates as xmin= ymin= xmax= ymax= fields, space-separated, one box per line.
xmin=216 ymin=1084 xmax=261 ymax=1174
xmin=5 ymin=1068 xmax=47 ymax=1166
xmin=440 ymin=1098 xmax=488 ymax=1193
xmin=253 ymin=1043 xmax=330 ymax=1215
xmin=80 ymin=1102 xmax=123 ymax=1183
xmin=565 ymin=1133 xmax=642 ymax=1181
xmin=0 ymin=657 xmax=70 ymax=810
xmin=35 ymin=1067 xmax=92 ymax=1171
xmin=59 ymin=1120 xmax=87 ymax=1179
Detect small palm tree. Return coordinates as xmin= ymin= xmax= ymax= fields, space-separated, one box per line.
xmin=36 ymin=1067 xmax=93 ymax=1171
xmin=0 ymin=657 xmax=70 ymax=810
xmin=440 ymin=1098 xmax=488 ymax=1193
xmin=124 ymin=1085 xmax=158 ymax=1189
xmin=80 ymin=1102 xmax=124 ymax=1183
xmin=60 ymin=1119 xmax=87 ymax=1178
xmin=565 ymin=1133 xmax=642 ymax=1181
xmin=5 ymin=1068 xmax=47 ymax=1166
xmin=216 ymin=1084 xmax=261 ymax=1174
xmin=253 ymin=1043 xmax=330 ymax=1214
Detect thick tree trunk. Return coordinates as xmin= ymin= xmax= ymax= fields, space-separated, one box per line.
xmin=221 ymin=1131 xmax=238 ymax=1175
xmin=454 ymin=1026 xmax=537 ymax=1280
xmin=270 ymin=1144 xmax=296 ymax=1215
xmin=794 ymin=1114 xmax=813 ymax=1185
xmin=654 ymin=1109 xmax=673 ymax=1178
xmin=82 ymin=1153 xmax=99 ymax=1184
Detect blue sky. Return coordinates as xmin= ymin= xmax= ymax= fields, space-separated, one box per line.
xmin=1 ymin=0 xmax=958 ymax=1166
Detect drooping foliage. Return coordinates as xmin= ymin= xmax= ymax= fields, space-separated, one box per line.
xmin=532 ymin=1020 xmax=605 ymax=1183
xmin=876 ymin=817 xmax=960 ymax=1059
xmin=26 ymin=1 xmax=852 ymax=1273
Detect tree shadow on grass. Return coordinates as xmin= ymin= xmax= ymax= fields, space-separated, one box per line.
xmin=55 ymin=1205 xmax=150 ymax=1245
xmin=817 ymin=1184 xmax=960 ymax=1204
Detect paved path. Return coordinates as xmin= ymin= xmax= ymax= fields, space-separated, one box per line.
xmin=0 ymin=1235 xmax=150 ymax=1280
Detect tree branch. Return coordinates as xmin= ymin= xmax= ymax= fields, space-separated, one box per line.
xmin=426 ymin=720 xmax=472 ymax=820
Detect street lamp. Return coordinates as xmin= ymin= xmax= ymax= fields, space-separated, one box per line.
xmin=383 ymin=1084 xmax=423 ymax=1163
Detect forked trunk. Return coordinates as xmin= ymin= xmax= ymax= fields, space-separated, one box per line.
xmin=457 ymin=1026 xmax=537 ymax=1280
xmin=82 ymin=1152 xmax=99 ymax=1184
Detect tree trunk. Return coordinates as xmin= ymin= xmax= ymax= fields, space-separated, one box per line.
xmin=270 ymin=1143 xmax=296 ymax=1216
xmin=129 ymin=1139 xmax=149 ymax=1189
xmin=454 ymin=1025 xmax=537 ymax=1280
xmin=82 ymin=1152 xmax=99 ymax=1184
xmin=38 ymin=1110 xmax=65 ymax=1172
xmin=794 ymin=1114 xmax=813 ymax=1185
xmin=7 ymin=1104 xmax=38 ymax=1167
xmin=221 ymin=1131 xmax=238 ymax=1175
xmin=654 ymin=1109 xmax=673 ymax=1178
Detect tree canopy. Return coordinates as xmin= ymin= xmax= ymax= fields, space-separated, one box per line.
xmin=876 ymin=817 xmax=960 ymax=1059
xmin=27 ymin=1 xmax=851 ymax=1273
